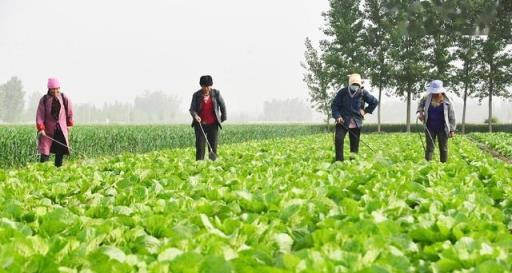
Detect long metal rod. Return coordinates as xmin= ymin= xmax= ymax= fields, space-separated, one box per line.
xmin=336 ymin=122 xmax=376 ymax=153
xmin=416 ymin=118 xmax=426 ymax=153
xmin=41 ymin=134 xmax=72 ymax=150
xmin=198 ymin=123 xmax=217 ymax=159
xmin=417 ymin=117 xmax=437 ymax=154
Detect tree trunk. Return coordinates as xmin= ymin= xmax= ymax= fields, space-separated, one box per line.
xmin=325 ymin=109 xmax=331 ymax=131
xmin=462 ymin=86 xmax=468 ymax=135
xmin=488 ymin=61 xmax=494 ymax=133
xmin=461 ymin=40 xmax=470 ymax=135
xmin=406 ymin=88 xmax=411 ymax=133
xmin=325 ymin=108 xmax=330 ymax=126
xmin=378 ymin=82 xmax=382 ymax=132
xmin=488 ymin=85 xmax=493 ymax=133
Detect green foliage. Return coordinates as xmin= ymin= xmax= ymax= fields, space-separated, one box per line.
xmin=362 ymin=0 xmax=396 ymax=131
xmin=305 ymin=0 xmax=512 ymax=133
xmin=451 ymin=0 xmax=486 ymax=98
xmin=0 ymin=124 xmax=328 ymax=168
xmin=3 ymin=124 xmax=512 ymax=168
xmin=469 ymin=132 xmax=512 ymax=158
xmin=484 ymin=117 xmax=500 ymax=124
xmin=388 ymin=0 xmax=429 ymax=131
xmin=0 ymin=76 xmax=25 ymax=123
xmin=302 ymin=38 xmax=333 ymax=125
xmin=421 ymin=0 xmax=458 ymax=82
xmin=322 ymin=0 xmax=366 ymax=82
xmin=0 ymin=133 xmax=511 ymax=271
xmin=475 ymin=0 xmax=512 ymax=131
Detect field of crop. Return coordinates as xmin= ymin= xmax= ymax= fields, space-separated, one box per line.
xmin=469 ymin=133 xmax=512 ymax=158
xmin=0 ymin=125 xmax=327 ymax=168
xmin=1 ymin=132 xmax=511 ymax=272
xmin=2 ymin=124 xmax=512 ymax=169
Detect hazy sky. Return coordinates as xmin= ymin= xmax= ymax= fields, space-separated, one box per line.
xmin=2 ymin=0 xmax=510 ymax=123
xmin=0 ymin=0 xmax=329 ymax=116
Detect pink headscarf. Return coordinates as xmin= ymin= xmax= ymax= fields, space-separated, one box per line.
xmin=47 ymin=78 xmax=60 ymax=89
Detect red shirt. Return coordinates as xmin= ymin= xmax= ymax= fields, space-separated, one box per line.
xmin=199 ymin=94 xmax=216 ymax=125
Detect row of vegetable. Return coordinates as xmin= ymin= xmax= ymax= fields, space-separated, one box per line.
xmin=0 ymin=125 xmax=326 ymax=168
xmin=468 ymin=133 xmax=512 ymax=159
xmin=0 ymin=133 xmax=511 ymax=272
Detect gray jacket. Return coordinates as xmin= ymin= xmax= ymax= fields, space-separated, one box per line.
xmin=189 ymin=89 xmax=227 ymax=128
xmin=417 ymin=94 xmax=456 ymax=135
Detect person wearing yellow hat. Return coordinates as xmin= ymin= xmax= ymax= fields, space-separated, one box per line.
xmin=331 ymin=74 xmax=379 ymax=161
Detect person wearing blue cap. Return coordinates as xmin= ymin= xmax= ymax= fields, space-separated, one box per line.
xmin=417 ymin=80 xmax=456 ymax=163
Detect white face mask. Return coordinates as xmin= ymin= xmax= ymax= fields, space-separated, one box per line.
xmin=349 ymin=85 xmax=360 ymax=92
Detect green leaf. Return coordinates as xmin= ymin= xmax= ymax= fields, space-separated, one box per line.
xmin=199 ymin=256 xmax=233 ymax=273
xmin=170 ymin=252 xmax=203 ymax=273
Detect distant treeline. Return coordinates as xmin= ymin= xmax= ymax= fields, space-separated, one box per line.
xmin=0 ymin=78 xmax=184 ymax=124
xmin=0 ymin=76 xmax=316 ymax=124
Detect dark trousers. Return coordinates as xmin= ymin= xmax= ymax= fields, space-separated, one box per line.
xmin=40 ymin=125 xmax=67 ymax=167
xmin=194 ymin=123 xmax=219 ymax=161
xmin=335 ymin=125 xmax=361 ymax=161
xmin=425 ymin=128 xmax=448 ymax=163
xmin=40 ymin=154 xmax=64 ymax=167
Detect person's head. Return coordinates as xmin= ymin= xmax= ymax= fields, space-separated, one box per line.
xmin=348 ymin=74 xmax=362 ymax=91
xmin=427 ymin=80 xmax=445 ymax=99
xmin=47 ymin=78 xmax=61 ymax=97
xmin=432 ymin=93 xmax=443 ymax=100
xmin=199 ymin=75 xmax=213 ymax=92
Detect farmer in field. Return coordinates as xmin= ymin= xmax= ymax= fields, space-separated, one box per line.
xmin=189 ymin=75 xmax=227 ymax=161
xmin=331 ymin=74 xmax=379 ymax=161
xmin=36 ymin=78 xmax=74 ymax=167
xmin=417 ymin=80 xmax=456 ymax=163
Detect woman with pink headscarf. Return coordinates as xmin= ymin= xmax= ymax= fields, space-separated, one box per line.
xmin=36 ymin=78 xmax=74 ymax=167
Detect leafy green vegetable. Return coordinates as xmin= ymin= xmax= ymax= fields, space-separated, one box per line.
xmin=0 ymin=133 xmax=511 ymax=271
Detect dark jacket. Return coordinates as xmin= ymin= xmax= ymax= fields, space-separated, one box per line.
xmin=331 ymin=87 xmax=379 ymax=128
xmin=417 ymin=94 xmax=456 ymax=136
xmin=189 ymin=89 xmax=227 ymax=128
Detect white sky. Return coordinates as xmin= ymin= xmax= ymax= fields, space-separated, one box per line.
xmin=0 ymin=0 xmax=329 ymax=116
xmin=1 ymin=0 xmax=510 ymax=123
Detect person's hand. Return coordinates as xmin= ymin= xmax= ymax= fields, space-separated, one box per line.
xmin=38 ymin=130 xmax=46 ymax=137
xmin=418 ymin=112 xmax=425 ymax=122
xmin=360 ymin=109 xmax=366 ymax=118
xmin=449 ymin=131 xmax=455 ymax=138
xmin=195 ymin=115 xmax=201 ymax=123
xmin=336 ymin=117 xmax=344 ymax=124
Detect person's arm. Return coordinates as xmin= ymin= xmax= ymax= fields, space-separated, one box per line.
xmin=189 ymin=93 xmax=201 ymax=122
xmin=448 ymin=100 xmax=456 ymax=136
xmin=65 ymin=96 xmax=74 ymax=128
xmin=362 ymin=90 xmax=379 ymax=115
xmin=417 ymin=96 xmax=427 ymax=121
xmin=216 ymin=90 xmax=227 ymax=122
xmin=36 ymin=97 xmax=46 ymax=135
xmin=331 ymin=91 xmax=342 ymax=122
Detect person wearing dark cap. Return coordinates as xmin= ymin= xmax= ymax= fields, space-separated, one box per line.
xmin=189 ymin=75 xmax=227 ymax=161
